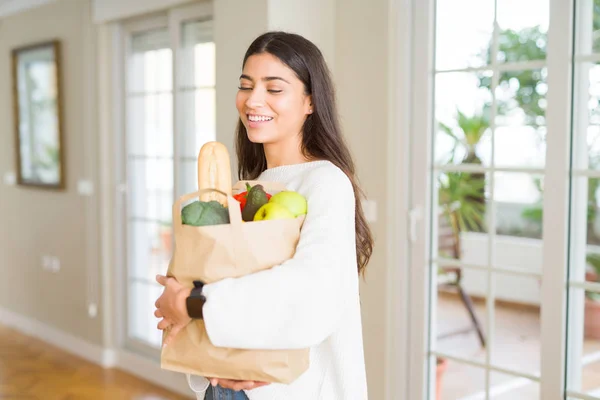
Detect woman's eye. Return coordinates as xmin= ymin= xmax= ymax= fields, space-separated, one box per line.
xmin=238 ymin=86 xmax=252 ymax=91
xmin=268 ymin=89 xmax=283 ymax=94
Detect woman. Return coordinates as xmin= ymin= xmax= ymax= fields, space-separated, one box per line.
xmin=154 ymin=31 xmax=374 ymax=400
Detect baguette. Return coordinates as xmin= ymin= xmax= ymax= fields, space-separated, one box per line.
xmin=197 ymin=141 xmax=232 ymax=205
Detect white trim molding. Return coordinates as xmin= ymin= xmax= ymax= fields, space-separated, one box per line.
xmin=0 ymin=306 xmax=117 ymax=368
xmin=0 ymin=0 xmax=56 ymax=18
xmin=385 ymin=0 xmax=413 ymax=398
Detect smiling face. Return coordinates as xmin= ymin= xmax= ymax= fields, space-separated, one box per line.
xmin=235 ymin=52 xmax=312 ymax=146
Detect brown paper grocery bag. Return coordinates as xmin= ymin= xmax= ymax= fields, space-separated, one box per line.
xmin=160 ymin=185 xmax=309 ymax=384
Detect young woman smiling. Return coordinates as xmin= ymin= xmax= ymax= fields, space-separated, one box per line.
xmin=154 ymin=31 xmax=374 ymax=400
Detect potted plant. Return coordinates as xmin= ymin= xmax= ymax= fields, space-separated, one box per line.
xmin=435 ymin=110 xmax=490 ymax=399
xmin=438 ymin=107 xmax=490 ymax=225
xmin=436 ymin=357 xmax=449 ymax=400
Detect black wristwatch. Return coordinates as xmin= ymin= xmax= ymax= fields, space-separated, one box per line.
xmin=186 ymin=280 xmax=206 ymax=319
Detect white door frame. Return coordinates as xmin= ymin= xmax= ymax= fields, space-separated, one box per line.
xmin=384 ymin=0 xmax=416 ymax=399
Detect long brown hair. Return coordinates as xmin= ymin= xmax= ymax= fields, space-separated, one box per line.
xmin=235 ymin=31 xmax=374 ymax=276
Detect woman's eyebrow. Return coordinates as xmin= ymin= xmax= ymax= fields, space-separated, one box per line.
xmin=239 ymin=74 xmax=290 ymax=84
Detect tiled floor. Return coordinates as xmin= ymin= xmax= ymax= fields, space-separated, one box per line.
xmin=436 ymin=291 xmax=600 ymax=400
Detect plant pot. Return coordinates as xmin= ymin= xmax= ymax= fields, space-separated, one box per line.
xmin=436 ymin=357 xmax=448 ymax=400
xmin=585 ymin=297 xmax=600 ymax=340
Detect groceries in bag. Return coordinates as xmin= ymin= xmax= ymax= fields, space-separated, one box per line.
xmin=160 ymin=141 xmax=311 ymax=384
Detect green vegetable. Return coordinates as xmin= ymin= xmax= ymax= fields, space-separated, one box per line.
xmin=241 ymin=184 xmax=269 ymax=222
xmin=181 ymin=200 xmax=230 ymax=226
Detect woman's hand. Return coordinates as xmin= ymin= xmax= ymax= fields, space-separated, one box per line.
xmin=207 ymin=377 xmax=270 ymax=391
xmin=154 ymin=274 xmax=192 ymax=346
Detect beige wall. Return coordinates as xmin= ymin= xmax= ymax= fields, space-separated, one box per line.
xmin=0 ymin=0 xmax=103 ymax=345
xmin=335 ymin=1 xmax=390 ymax=399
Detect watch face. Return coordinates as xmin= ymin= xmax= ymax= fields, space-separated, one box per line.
xmin=186 ymin=296 xmax=204 ymax=319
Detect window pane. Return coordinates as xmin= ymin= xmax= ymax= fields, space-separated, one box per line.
xmin=489 ymin=372 xmax=540 ymax=399
xmin=566 ymin=287 xmax=600 ymax=397
xmin=436 ymin=267 xmax=488 ymax=361
xmin=494 ymin=126 xmax=546 ymax=169
xmin=494 ymin=68 xmax=547 ymax=168
xmin=491 ymin=273 xmax=541 ymax=375
xmin=181 ymin=19 xmax=214 ymax=88
xmin=574 ymin=63 xmax=600 ymax=170
xmin=128 ymin=281 xmax=163 ymax=347
xmin=178 ymin=159 xmax=199 ymax=198
xmin=179 ymin=89 xmax=216 ymax=158
xmin=130 ymin=29 xmax=172 ymax=93
xmin=495 ymin=68 xmax=547 ymax=128
xmin=434 ymin=72 xmax=493 ymax=166
xmin=434 ymin=0 xmax=494 ymax=70
xmin=436 ymin=171 xmax=490 ymax=245
xmin=574 ymin=0 xmax=600 ymax=55
xmin=127 ymin=94 xmax=173 ymax=157
xmin=128 ymin=220 xmax=170 ymax=280
xmin=436 ymin=361 xmax=486 ymax=400
xmin=494 ymin=173 xmax=543 ymax=240
xmin=496 ymin=0 xmax=549 ymax=63
xmin=128 ymin=157 xmax=173 ymax=196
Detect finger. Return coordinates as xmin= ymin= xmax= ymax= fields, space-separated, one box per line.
xmin=234 ymin=381 xmax=256 ymax=391
xmin=163 ymin=323 xmax=184 ymax=346
xmin=156 ymin=274 xmax=168 ymax=287
xmin=251 ymin=382 xmax=270 ymax=389
xmin=214 ymin=379 xmax=236 ymax=390
xmin=157 ymin=318 xmax=171 ymax=331
xmin=209 ymin=378 xmax=219 ymax=387
xmin=154 ymin=308 xmax=163 ymax=318
xmin=221 ymin=380 xmax=256 ymax=391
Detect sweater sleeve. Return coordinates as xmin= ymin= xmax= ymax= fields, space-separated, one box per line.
xmin=200 ymin=167 xmax=357 ymax=350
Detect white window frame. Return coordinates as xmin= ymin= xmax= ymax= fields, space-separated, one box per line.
xmin=404 ymin=0 xmax=600 ymax=399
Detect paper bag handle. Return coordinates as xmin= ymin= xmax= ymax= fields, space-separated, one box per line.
xmin=173 ymin=188 xmax=242 ymax=228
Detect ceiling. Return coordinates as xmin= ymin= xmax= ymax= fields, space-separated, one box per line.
xmin=0 ymin=0 xmax=56 ymax=18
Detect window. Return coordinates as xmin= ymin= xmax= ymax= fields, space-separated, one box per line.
xmin=409 ymin=0 xmax=600 ymax=399
xmin=121 ymin=3 xmax=214 ymax=354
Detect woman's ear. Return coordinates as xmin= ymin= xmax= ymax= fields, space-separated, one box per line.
xmin=305 ymin=96 xmax=313 ymax=115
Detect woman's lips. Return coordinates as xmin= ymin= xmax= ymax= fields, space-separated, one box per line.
xmin=247 ymin=114 xmax=273 ymax=128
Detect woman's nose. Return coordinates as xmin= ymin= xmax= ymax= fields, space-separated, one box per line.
xmin=245 ymin=90 xmax=265 ymax=108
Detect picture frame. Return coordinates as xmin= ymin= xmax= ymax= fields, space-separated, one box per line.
xmin=12 ymin=40 xmax=65 ymax=190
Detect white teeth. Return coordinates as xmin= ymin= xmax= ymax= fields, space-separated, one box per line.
xmin=248 ymin=115 xmax=273 ymax=122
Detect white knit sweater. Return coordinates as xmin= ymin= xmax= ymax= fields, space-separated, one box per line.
xmin=199 ymin=160 xmax=368 ymax=400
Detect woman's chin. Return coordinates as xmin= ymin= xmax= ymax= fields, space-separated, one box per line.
xmin=246 ymin=130 xmax=272 ymax=144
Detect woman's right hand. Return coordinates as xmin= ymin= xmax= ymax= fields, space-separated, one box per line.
xmin=208 ymin=377 xmax=270 ymax=391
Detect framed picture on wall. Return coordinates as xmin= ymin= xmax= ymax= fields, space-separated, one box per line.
xmin=12 ymin=40 xmax=65 ymax=189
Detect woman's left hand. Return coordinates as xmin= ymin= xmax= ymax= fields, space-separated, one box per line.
xmin=208 ymin=377 xmax=270 ymax=391
xmin=154 ymin=274 xmax=192 ymax=346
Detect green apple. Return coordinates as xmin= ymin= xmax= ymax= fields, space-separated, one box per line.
xmin=268 ymin=191 xmax=307 ymax=217
xmin=253 ymin=202 xmax=295 ymax=221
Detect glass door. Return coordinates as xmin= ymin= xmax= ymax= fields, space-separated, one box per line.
xmin=120 ymin=3 xmax=215 ymax=356
xmin=430 ymin=0 xmax=548 ymax=398
xmin=407 ymin=0 xmax=600 ymax=398
xmin=566 ymin=1 xmax=600 ymax=399
xmin=125 ymin=20 xmax=173 ymax=351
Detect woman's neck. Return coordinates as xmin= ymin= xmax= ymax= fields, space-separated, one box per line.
xmin=263 ymin=136 xmax=311 ymax=169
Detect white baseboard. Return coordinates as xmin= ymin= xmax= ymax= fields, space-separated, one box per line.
xmin=0 ymin=306 xmax=115 ymax=367
xmin=0 ymin=306 xmax=194 ymax=399
xmin=117 ymin=349 xmax=195 ymax=398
